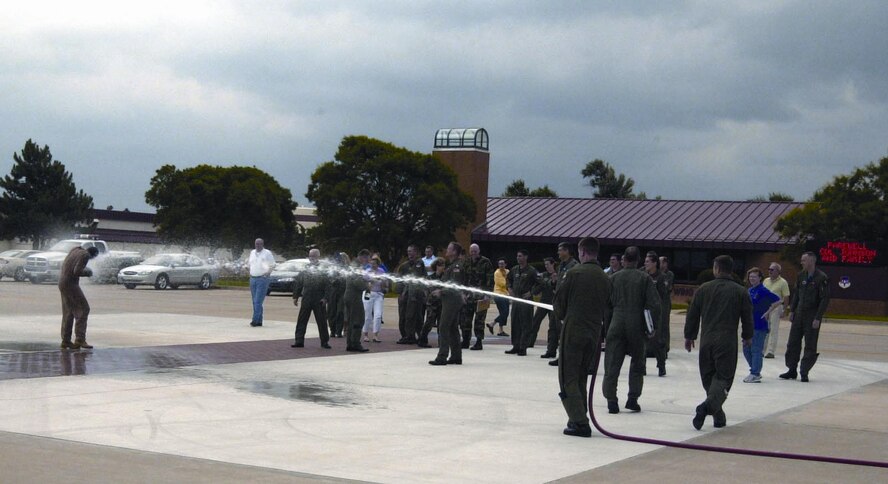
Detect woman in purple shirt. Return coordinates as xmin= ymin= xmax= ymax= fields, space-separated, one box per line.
xmin=744 ymin=267 xmax=782 ymax=383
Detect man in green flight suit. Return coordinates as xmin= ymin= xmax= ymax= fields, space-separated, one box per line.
xmin=429 ymin=242 xmax=468 ymax=366
xmin=643 ymin=251 xmax=670 ymax=377
xmin=685 ymin=255 xmax=753 ymax=430
xmin=554 ymin=237 xmax=611 ymax=437
xmin=292 ymin=248 xmax=332 ymax=349
xmin=395 ymin=244 xmax=428 ymax=345
xmin=781 ymin=251 xmax=830 ymax=382
xmin=462 ymin=243 xmax=494 ymax=350
xmin=602 ymin=246 xmax=660 ymax=414
xmin=506 ymin=249 xmax=539 ymax=356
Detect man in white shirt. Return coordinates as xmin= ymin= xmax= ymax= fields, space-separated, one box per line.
xmin=422 ymin=245 xmax=437 ymax=276
xmin=248 ymin=238 xmax=276 ymax=327
xmin=763 ymin=262 xmax=791 ymax=358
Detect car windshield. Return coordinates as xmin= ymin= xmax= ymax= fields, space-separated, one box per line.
xmin=143 ymin=255 xmax=187 ymax=266
xmin=275 ymin=261 xmax=307 ymax=272
xmin=48 ymin=241 xmax=83 ymax=252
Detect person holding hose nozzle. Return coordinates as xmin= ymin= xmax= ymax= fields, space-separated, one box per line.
xmin=684 ymin=255 xmax=753 ymax=430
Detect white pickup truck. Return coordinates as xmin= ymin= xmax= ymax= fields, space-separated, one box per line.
xmin=24 ymin=238 xmax=143 ymax=284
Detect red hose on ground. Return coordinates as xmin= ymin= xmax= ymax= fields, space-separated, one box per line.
xmin=584 ymin=350 xmax=888 ymax=469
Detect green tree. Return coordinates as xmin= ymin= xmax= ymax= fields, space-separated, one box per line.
xmin=581 ymin=159 xmax=638 ymax=198
xmin=502 ymin=179 xmax=558 ymax=197
xmin=775 ymin=157 xmax=888 ymax=255
xmin=145 ymin=164 xmax=298 ymax=258
xmin=0 ymin=139 xmax=94 ymax=249
xmin=306 ymin=136 xmax=475 ymax=268
xmin=748 ymin=192 xmax=795 ymax=202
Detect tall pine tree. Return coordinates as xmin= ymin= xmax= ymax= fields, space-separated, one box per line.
xmin=0 ymin=140 xmax=94 ymax=249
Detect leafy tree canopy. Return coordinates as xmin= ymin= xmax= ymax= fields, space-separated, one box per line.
xmin=748 ymin=192 xmax=795 ymax=202
xmin=306 ymin=136 xmax=475 ymax=268
xmin=145 ymin=164 xmax=298 ymax=257
xmin=502 ymin=179 xmax=558 ymax=197
xmin=0 ymin=139 xmax=93 ymax=249
xmin=776 ymin=156 xmax=888 ymax=252
xmin=581 ymin=159 xmax=642 ymax=199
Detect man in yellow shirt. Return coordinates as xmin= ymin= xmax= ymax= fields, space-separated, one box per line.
xmin=763 ymin=263 xmax=791 ymax=358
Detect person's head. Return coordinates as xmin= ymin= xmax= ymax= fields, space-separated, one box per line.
xmin=425 ymin=245 xmax=434 ymax=257
xmin=609 ymin=253 xmax=622 ymax=271
xmin=644 ymin=251 xmax=659 ymax=274
xmin=659 ymin=256 xmax=670 ymax=272
xmin=746 ymin=267 xmax=764 ymax=287
xmin=370 ymin=256 xmax=381 ymax=270
xmin=577 ymin=237 xmax=600 ymax=263
xmin=446 ymin=241 xmax=463 ymax=260
xmin=308 ymin=248 xmax=320 ymax=263
xmin=801 ymin=251 xmax=817 ymax=273
xmin=357 ymin=249 xmax=371 ymax=264
xmin=543 ymin=257 xmax=557 ymax=273
xmin=768 ymin=262 xmax=782 ymax=279
xmin=254 ymin=238 xmax=264 ymax=251
xmin=516 ymin=249 xmax=529 ymax=266
xmin=407 ymin=244 xmax=419 ymax=261
xmin=432 ymin=257 xmax=446 ymax=274
xmin=557 ymin=242 xmax=572 ymax=262
xmin=86 ymin=247 xmax=99 ymax=259
xmin=622 ymin=246 xmax=640 ymax=268
xmin=713 ymin=255 xmax=733 ymax=277
xmin=497 ymin=258 xmax=507 ymax=271
xmin=469 ymin=243 xmax=481 ymax=260
xmin=338 ymin=252 xmax=351 ymax=266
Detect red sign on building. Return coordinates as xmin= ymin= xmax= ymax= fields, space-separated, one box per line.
xmin=819 ymin=241 xmax=878 ymax=265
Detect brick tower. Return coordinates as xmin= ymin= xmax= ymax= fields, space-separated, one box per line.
xmin=432 ymin=128 xmax=490 ymax=249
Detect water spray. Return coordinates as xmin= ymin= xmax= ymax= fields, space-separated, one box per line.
xmin=305 ymin=262 xmax=556 ymax=311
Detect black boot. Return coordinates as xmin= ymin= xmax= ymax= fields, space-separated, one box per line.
xmin=460 ymin=331 xmax=471 ymax=349
xmin=713 ymin=409 xmax=727 ymax=428
xmin=693 ymin=402 xmax=708 ymax=430
xmin=625 ymin=398 xmax=641 ymax=412
xmin=607 ymin=400 xmax=619 ymax=414
xmin=563 ymin=421 xmax=592 ymax=438
xmin=470 ymin=340 xmax=483 ymax=350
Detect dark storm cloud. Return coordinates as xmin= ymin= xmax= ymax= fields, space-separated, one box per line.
xmin=1 ymin=1 xmax=886 ymax=211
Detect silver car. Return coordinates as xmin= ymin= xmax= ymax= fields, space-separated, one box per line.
xmin=0 ymin=250 xmax=40 ymax=282
xmin=117 ymin=253 xmax=218 ymax=290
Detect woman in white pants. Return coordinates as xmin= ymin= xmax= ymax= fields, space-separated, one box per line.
xmin=362 ymin=257 xmax=388 ymax=343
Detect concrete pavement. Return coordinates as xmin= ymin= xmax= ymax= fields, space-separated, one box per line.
xmin=0 ymin=281 xmax=886 ymax=482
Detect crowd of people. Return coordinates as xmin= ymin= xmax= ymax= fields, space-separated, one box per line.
xmin=55 ymin=236 xmax=830 ymax=439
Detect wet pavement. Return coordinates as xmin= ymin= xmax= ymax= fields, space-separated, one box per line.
xmin=0 ymin=284 xmax=886 ymax=483
xmin=0 ymin=334 xmax=421 ymax=381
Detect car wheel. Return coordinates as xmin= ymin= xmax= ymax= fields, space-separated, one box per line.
xmin=198 ymin=274 xmax=211 ymax=290
xmin=14 ymin=267 xmax=26 ymax=282
xmin=124 ymin=283 xmax=136 ymax=290
xmin=154 ymin=274 xmax=170 ymax=290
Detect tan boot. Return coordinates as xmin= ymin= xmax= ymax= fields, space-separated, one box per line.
xmin=60 ymin=341 xmax=78 ymax=350
xmin=73 ymin=340 xmax=94 ymax=349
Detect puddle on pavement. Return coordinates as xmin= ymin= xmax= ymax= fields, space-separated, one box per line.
xmin=242 ymin=381 xmax=361 ymax=407
xmin=0 ymin=341 xmax=63 ymax=352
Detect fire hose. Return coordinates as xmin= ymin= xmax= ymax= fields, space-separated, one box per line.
xmin=584 ymin=349 xmax=888 ymax=469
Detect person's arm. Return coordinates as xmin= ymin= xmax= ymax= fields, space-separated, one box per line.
xmin=264 ymin=252 xmax=275 ymax=276
xmin=644 ymin=278 xmax=661 ymax=336
xmin=813 ymin=273 xmax=830 ymax=329
xmin=740 ymin=288 xmax=754 ymax=346
xmin=553 ymin=272 xmax=570 ymax=322
xmin=74 ymin=251 xmax=92 ymax=277
xmin=684 ymin=290 xmax=702 ymax=351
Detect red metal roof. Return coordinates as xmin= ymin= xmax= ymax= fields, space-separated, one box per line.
xmin=472 ymin=198 xmax=805 ymax=250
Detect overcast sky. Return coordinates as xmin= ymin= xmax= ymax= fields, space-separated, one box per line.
xmin=2 ymin=1 xmax=887 ymax=212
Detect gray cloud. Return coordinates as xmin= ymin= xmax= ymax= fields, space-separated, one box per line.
xmin=1 ymin=1 xmax=886 ymax=213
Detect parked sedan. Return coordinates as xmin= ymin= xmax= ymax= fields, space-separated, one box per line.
xmin=267 ymin=258 xmax=309 ymax=294
xmin=117 ymin=254 xmax=219 ymax=290
xmin=0 ymin=250 xmax=40 ymax=282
